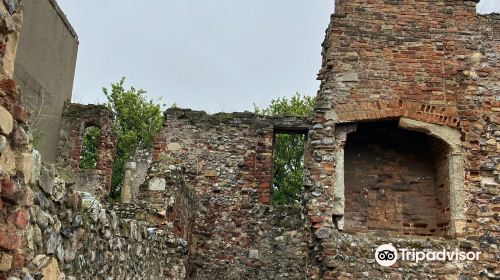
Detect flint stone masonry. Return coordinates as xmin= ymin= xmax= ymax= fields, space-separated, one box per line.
xmin=151 ymin=108 xmax=311 ymax=278
xmin=0 ymin=1 xmax=31 ymax=278
xmin=153 ymin=108 xmax=310 ymax=205
xmin=142 ymin=160 xmax=310 ymax=279
xmin=2 ymin=157 xmax=189 ymax=279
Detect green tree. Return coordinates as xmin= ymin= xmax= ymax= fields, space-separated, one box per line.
xmin=79 ymin=126 xmax=101 ymax=169
xmin=103 ymin=78 xmax=164 ymax=197
xmin=255 ymin=93 xmax=315 ymax=205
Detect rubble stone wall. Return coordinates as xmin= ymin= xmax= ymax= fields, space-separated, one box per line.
xmin=306 ymin=0 xmax=499 ymax=278
xmin=152 ymin=108 xmax=311 ymax=279
xmin=0 ymin=0 xmax=32 ymax=278
xmin=0 ymin=2 xmax=188 ymax=279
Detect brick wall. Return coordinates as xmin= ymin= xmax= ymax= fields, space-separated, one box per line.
xmin=306 ymin=0 xmax=499 ymax=278
xmin=429 ymin=136 xmax=452 ymax=235
xmin=344 ymin=121 xmax=448 ymax=236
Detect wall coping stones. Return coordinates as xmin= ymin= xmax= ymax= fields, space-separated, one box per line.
xmin=164 ymin=108 xmax=311 ymax=131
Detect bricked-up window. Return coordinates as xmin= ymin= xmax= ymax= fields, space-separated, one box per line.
xmin=79 ymin=126 xmax=101 ymax=169
xmin=343 ymin=121 xmax=451 ymax=236
xmin=271 ymin=131 xmax=307 ymax=205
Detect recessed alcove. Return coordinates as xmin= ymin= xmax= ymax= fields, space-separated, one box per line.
xmin=333 ymin=118 xmax=465 ymax=237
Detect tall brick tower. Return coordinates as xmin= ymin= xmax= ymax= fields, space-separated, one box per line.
xmin=304 ymin=0 xmax=499 ymax=278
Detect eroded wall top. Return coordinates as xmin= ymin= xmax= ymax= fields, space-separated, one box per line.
xmin=317 ymin=0 xmax=498 ymax=116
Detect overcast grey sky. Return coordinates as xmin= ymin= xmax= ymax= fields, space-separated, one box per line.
xmin=58 ymin=0 xmax=499 ymax=113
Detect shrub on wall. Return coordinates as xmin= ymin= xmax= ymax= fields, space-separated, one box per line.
xmin=79 ymin=78 xmax=163 ymax=197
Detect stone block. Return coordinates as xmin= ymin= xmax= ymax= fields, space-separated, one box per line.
xmin=0 ymin=134 xmax=6 ymax=152
xmin=0 ymin=253 xmax=13 ymax=272
xmin=124 ymin=161 xmax=137 ymax=170
xmin=148 ymin=178 xmax=166 ymax=191
xmin=335 ymin=72 xmax=359 ymax=82
xmin=167 ymin=142 xmax=182 ymax=151
xmin=39 ymin=164 xmax=55 ymax=195
xmin=315 ymin=227 xmax=332 ymax=239
xmin=0 ymin=179 xmax=17 ymax=200
xmin=66 ymin=192 xmax=81 ymax=210
xmin=31 ymin=256 xmax=61 ymax=280
xmin=11 ymin=250 xmax=23 ymax=269
xmin=0 ymin=229 xmax=20 ymax=250
xmin=203 ymin=170 xmax=218 ymax=177
xmin=16 ymin=152 xmax=33 ymax=183
xmin=12 ymin=105 xmax=29 ymax=124
xmin=11 ymin=209 xmax=29 ymax=229
xmin=0 ymin=106 xmax=13 ymax=135
xmin=31 ymin=150 xmax=42 ymax=184
xmin=11 ymin=126 xmax=28 ymax=148
xmin=0 ymin=145 xmax=16 ymax=176
xmin=248 ymin=249 xmax=259 ymax=259
xmin=3 ymin=0 xmax=18 ymax=14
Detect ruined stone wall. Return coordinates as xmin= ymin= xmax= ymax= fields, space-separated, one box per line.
xmin=306 ymin=0 xmax=499 ymax=278
xmin=56 ymin=103 xmax=116 ymax=198
xmin=152 ymin=108 xmax=311 ymax=279
xmin=0 ymin=0 xmax=32 ymax=277
xmin=127 ymin=148 xmax=152 ymax=200
xmin=0 ymin=2 xmax=188 ymax=279
xmin=3 ymin=154 xmax=189 ymax=280
xmin=26 ymin=168 xmax=188 ymax=280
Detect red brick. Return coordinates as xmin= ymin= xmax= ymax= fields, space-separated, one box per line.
xmin=259 ymin=194 xmax=269 ymax=205
xmin=11 ymin=250 xmax=23 ymax=269
xmin=0 ymin=42 xmax=6 ymax=55
xmin=1 ymin=180 xmax=15 ymax=199
xmin=0 ymin=229 xmax=20 ymax=250
xmin=0 ymin=79 xmax=17 ymax=97
xmin=12 ymin=105 xmax=29 ymax=124
xmin=11 ymin=210 xmax=29 ymax=229
xmin=310 ymin=216 xmax=324 ymax=223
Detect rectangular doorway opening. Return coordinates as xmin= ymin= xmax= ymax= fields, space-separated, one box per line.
xmin=271 ymin=129 xmax=308 ymax=206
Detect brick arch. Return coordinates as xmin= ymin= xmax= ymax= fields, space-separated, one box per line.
xmin=83 ymin=120 xmax=102 ymax=129
xmin=333 ymin=100 xmax=460 ymax=128
xmin=332 ymin=117 xmax=465 ymax=237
